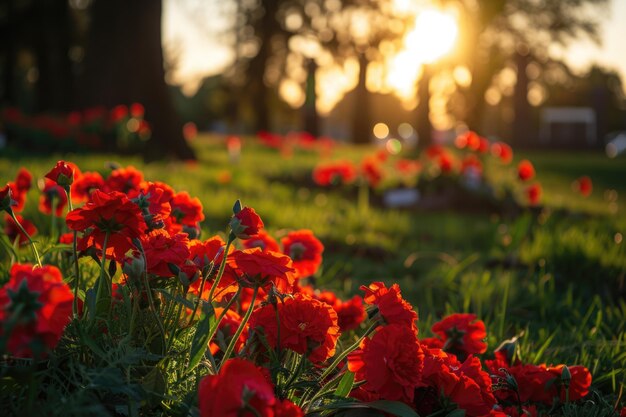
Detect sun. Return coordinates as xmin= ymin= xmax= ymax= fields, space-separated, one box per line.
xmin=385 ymin=8 xmax=459 ymax=101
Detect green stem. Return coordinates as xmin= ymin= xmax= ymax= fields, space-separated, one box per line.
xmin=206 ymin=237 xmax=234 ymax=303
xmin=220 ymin=285 xmax=259 ymax=366
xmin=94 ymin=231 xmax=111 ymax=319
xmin=207 ymin=287 xmax=242 ymax=343
xmin=317 ymin=322 xmax=378 ymax=382
xmin=65 ymin=188 xmax=82 ymax=318
xmin=140 ymin=253 xmax=167 ymax=354
xmin=50 ymin=196 xmax=57 ymax=240
xmin=9 ymin=210 xmax=42 ymax=267
xmin=188 ymin=260 xmax=217 ymax=326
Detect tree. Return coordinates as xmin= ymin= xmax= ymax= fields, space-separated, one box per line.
xmin=78 ymin=0 xmax=196 ymax=160
xmin=448 ymin=0 xmax=609 ymax=144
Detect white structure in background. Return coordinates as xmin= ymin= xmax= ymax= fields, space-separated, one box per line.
xmin=539 ymin=107 xmax=597 ymax=146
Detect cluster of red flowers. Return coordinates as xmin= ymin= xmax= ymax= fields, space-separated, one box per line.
xmin=0 ymin=161 xmax=603 ymax=417
xmin=256 ymin=131 xmax=336 ymax=158
xmin=0 ymin=264 xmax=73 ymax=357
xmin=1 ymin=104 xmax=150 ymax=152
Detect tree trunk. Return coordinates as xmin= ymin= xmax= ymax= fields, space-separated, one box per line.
xmin=303 ymin=59 xmax=319 ymax=136
xmin=416 ymin=64 xmax=432 ymax=148
xmin=35 ymin=0 xmax=72 ymax=112
xmin=512 ymin=48 xmax=531 ymax=147
xmin=1 ymin=0 xmax=16 ymax=107
xmin=78 ymin=0 xmax=196 ymax=160
xmin=351 ymin=53 xmax=371 ymax=144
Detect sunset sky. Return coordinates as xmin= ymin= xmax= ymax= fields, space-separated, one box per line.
xmin=163 ymin=0 xmax=626 ymax=109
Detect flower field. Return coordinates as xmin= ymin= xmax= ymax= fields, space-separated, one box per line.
xmin=1 ymin=134 xmax=625 ymax=417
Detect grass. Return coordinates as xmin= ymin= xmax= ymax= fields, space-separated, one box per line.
xmin=1 ymin=135 xmax=625 ymax=399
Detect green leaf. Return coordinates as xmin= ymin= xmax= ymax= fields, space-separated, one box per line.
xmin=155 ymin=288 xmax=195 ymax=310
xmin=142 ymin=366 xmax=168 ymax=406
xmin=445 ymin=410 xmax=465 ymax=417
xmin=366 ymin=400 xmax=420 ymax=417
xmin=335 ymin=371 xmax=355 ymax=398
xmin=233 ymin=199 xmax=242 ymax=214
xmin=188 ymin=303 xmax=215 ymax=371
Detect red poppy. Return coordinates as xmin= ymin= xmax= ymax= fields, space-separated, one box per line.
xmin=110 ymin=104 xmax=129 ymax=122
xmin=525 ymin=183 xmax=541 ymax=206
xmin=39 ymin=179 xmax=68 ymax=217
xmin=198 ymin=358 xmax=276 ymax=417
xmin=272 ymin=399 xmax=304 ymax=417
xmin=348 ymin=324 xmax=424 ymax=403
xmin=140 ymin=229 xmax=190 ymax=277
xmin=547 ymin=364 xmax=592 ymax=402
xmin=230 ymin=206 xmax=264 ymax=240
xmin=0 ymin=264 xmax=73 ymax=358
xmin=395 ymin=159 xmax=422 ymax=176
xmin=336 ymin=295 xmax=367 ymax=332
xmin=419 ymin=349 xmax=496 ymax=417
xmin=58 ymin=233 xmax=74 ymax=244
xmin=3 ymin=214 xmax=37 ymax=245
xmin=105 ymin=166 xmax=144 ymax=194
xmin=490 ymin=142 xmax=513 ymax=164
xmin=170 ymin=191 xmax=205 ymax=226
xmin=44 ymin=160 xmax=77 ymax=187
xmin=66 ymin=190 xmax=147 ymax=261
xmin=313 ymin=161 xmax=357 ymax=186
xmin=361 ymin=282 xmax=418 ymax=332
xmin=242 ymin=230 xmax=280 ymax=252
xmin=188 ymin=235 xmax=231 ymax=270
xmin=130 ymin=102 xmax=144 ymax=118
xmin=250 ymin=293 xmax=340 ymax=363
xmin=0 ymin=184 xmax=15 ymax=212
xmin=15 ymin=168 xmax=32 ymax=194
xmin=281 ymin=230 xmax=324 ymax=278
xmin=361 ymin=156 xmax=383 ymax=187
xmin=71 ymin=171 xmax=105 ymax=203
xmin=438 ymin=151 xmax=455 ymax=174
xmin=517 ymin=160 xmax=535 ymax=181
xmin=129 ymin=182 xmax=173 ymax=229
xmin=228 ymin=248 xmax=296 ymax=291
xmin=431 ymin=313 xmax=487 ymax=357
xmin=574 ymin=176 xmax=593 ymax=197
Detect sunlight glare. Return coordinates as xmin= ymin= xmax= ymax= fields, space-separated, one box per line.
xmin=406 ymin=10 xmax=458 ymax=64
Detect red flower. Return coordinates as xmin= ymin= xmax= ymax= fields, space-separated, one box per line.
xmin=431 ymin=313 xmax=487 ymax=357
xmin=3 ymin=214 xmax=37 ymax=245
xmin=361 ymin=282 xmax=418 ymax=332
xmin=15 ymin=168 xmax=32 ymax=194
xmin=396 ymin=159 xmax=422 ymax=176
xmin=574 ymin=176 xmax=593 ymax=197
xmin=44 ymin=160 xmax=77 ymax=187
xmin=71 ymin=171 xmax=105 ymax=203
xmin=105 ymin=166 xmax=144 ymax=194
xmin=490 ymin=142 xmax=513 ymax=164
xmin=198 ymin=358 xmax=276 ymax=417
xmin=438 ymin=151 xmax=455 ymax=174
xmin=0 ymin=184 xmax=16 ymax=212
xmin=313 ymin=161 xmax=357 ymax=186
xmin=228 ymin=248 xmax=296 ymax=291
xmin=39 ymin=179 xmax=68 ymax=217
xmin=336 ymin=295 xmax=367 ymax=332
xmin=59 ymin=233 xmax=74 ymax=244
xmin=230 ymin=206 xmax=264 ymax=239
xmin=129 ymin=182 xmax=173 ymax=229
xmin=250 ymin=293 xmax=340 ymax=363
xmin=140 ymin=229 xmax=190 ymax=277
xmin=461 ymin=154 xmax=483 ymax=176
xmin=66 ymin=190 xmax=147 ymax=261
xmin=170 ymin=191 xmax=205 ymax=226
xmin=547 ymin=364 xmax=592 ymax=402
xmin=348 ymin=324 xmax=424 ymax=403
xmin=242 ymin=230 xmax=280 ymax=252
xmin=419 ymin=349 xmax=496 ymax=417
xmin=517 ymin=160 xmax=535 ymax=181
xmin=361 ymin=156 xmax=383 ymax=187
xmin=281 ymin=230 xmax=324 ymax=278
xmin=130 ymin=102 xmax=144 ymax=118
xmin=0 ymin=264 xmax=73 ymax=358
xmin=525 ymin=183 xmax=541 ymax=206
xmin=273 ymin=399 xmax=304 ymax=417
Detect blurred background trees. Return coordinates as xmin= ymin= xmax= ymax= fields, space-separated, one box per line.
xmin=1 ymin=0 xmax=625 ymax=157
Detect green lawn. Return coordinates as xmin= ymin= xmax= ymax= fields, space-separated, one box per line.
xmin=1 ymin=135 xmax=625 ymax=396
